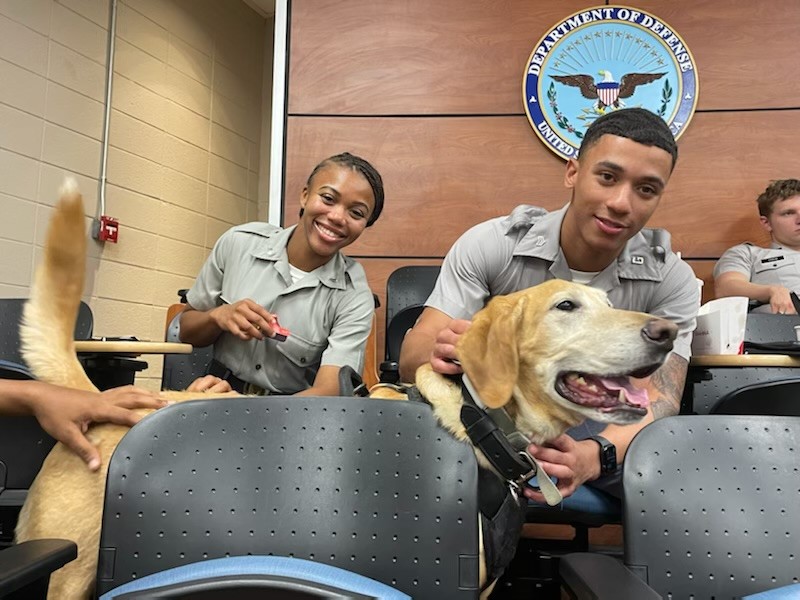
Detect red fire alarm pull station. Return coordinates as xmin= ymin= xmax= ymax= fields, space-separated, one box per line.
xmin=99 ymin=216 xmax=119 ymax=243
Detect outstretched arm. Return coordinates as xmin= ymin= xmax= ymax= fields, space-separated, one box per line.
xmin=0 ymin=380 xmax=166 ymax=471
xmin=715 ymin=271 xmax=795 ymax=314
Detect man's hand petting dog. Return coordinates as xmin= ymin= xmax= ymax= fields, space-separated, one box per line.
xmin=31 ymin=383 xmax=166 ymax=472
xmin=523 ymin=434 xmax=600 ymax=503
xmin=430 ymin=318 xmax=471 ymax=374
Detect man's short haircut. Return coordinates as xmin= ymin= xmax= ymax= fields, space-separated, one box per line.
xmin=756 ymin=179 xmax=800 ymax=217
xmin=305 ymin=152 xmax=385 ymax=226
xmin=578 ymin=108 xmax=678 ymax=170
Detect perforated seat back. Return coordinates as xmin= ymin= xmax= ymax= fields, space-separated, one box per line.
xmin=711 ymin=378 xmax=800 ymax=416
xmin=690 ymin=367 xmax=800 ymax=415
xmin=385 ymin=266 xmax=440 ymax=332
xmin=97 ymin=396 xmax=480 ymax=598
xmin=623 ymin=415 xmax=800 ymax=598
xmin=385 ymin=305 xmax=425 ymax=364
xmin=160 ymin=312 xmax=213 ymax=391
xmin=744 ymin=313 xmax=800 ymax=345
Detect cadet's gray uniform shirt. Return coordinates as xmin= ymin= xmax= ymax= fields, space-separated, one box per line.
xmin=714 ymin=242 xmax=800 ymax=313
xmin=186 ymin=223 xmax=374 ymax=394
xmin=427 ymin=204 xmax=699 ymax=361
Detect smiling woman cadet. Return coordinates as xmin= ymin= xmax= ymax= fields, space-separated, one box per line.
xmin=179 ymin=152 xmax=384 ymax=396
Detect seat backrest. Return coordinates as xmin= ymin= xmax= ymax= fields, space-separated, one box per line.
xmin=385 ymin=266 xmax=440 ymax=328
xmin=0 ymin=298 xmax=92 ymax=373
xmin=689 ymin=365 xmax=800 ymax=415
xmin=384 ymin=266 xmax=440 ymax=360
xmin=96 ymin=395 xmax=480 ymax=598
xmin=710 ymin=377 xmax=800 ymax=415
xmin=386 ymin=304 xmax=425 ymax=364
xmin=622 ymin=415 xmax=800 ymax=598
xmin=160 ymin=310 xmax=213 ymax=391
xmin=744 ymin=313 xmax=800 ymax=345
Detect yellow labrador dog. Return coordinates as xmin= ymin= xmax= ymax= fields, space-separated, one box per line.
xmin=16 ymin=180 xmax=677 ymax=599
xmin=15 ymin=180 xmax=236 ymax=599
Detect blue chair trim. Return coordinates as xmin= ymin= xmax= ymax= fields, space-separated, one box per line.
xmin=742 ymin=583 xmax=800 ymax=599
xmin=100 ymin=555 xmax=411 ymax=599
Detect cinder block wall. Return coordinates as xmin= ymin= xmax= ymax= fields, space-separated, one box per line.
xmin=0 ymin=0 xmax=272 ymax=389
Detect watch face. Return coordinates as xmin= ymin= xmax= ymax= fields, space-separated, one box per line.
xmin=602 ymin=445 xmax=617 ymax=473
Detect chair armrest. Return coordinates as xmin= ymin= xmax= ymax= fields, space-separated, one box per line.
xmin=0 ymin=539 xmax=78 ymax=597
xmin=559 ymin=552 xmax=661 ymax=600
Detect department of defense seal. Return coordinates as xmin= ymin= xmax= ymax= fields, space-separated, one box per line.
xmin=523 ymin=6 xmax=699 ymax=160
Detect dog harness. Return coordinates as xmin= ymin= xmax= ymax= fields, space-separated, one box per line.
xmin=459 ymin=374 xmax=563 ymax=506
xmin=402 ymin=383 xmax=528 ymax=583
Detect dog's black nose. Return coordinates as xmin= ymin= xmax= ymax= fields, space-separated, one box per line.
xmin=642 ymin=318 xmax=678 ymax=348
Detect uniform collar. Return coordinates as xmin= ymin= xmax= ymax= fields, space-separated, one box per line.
xmin=770 ymin=241 xmax=791 ymax=251
xmin=249 ymin=224 xmax=349 ymax=291
xmin=504 ymin=204 xmax=670 ymax=287
xmin=506 ymin=204 xmax=565 ymax=263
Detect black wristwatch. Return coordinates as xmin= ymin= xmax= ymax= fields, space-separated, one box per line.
xmin=589 ymin=435 xmax=617 ymax=475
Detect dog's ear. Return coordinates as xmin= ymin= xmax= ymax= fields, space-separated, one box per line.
xmin=457 ymin=295 xmax=524 ymax=408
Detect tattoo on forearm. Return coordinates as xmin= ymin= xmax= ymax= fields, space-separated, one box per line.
xmin=650 ymin=355 xmax=688 ymax=419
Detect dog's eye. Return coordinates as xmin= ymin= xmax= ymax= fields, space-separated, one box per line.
xmin=555 ymin=300 xmax=578 ymax=311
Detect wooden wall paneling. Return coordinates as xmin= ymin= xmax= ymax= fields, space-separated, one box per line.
xmin=287 ymin=109 xmax=797 ymax=261
xmin=686 ymin=259 xmax=717 ymax=305
xmin=289 ymin=0 xmax=800 ymax=115
xmin=284 ymin=115 xmax=569 ymax=258
xmin=633 ymin=0 xmax=800 ymax=110
xmin=647 ymin=110 xmax=797 ymax=258
xmin=288 ymin=0 xmax=592 ymax=115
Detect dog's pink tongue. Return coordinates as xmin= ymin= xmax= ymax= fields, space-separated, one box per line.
xmin=600 ymin=376 xmax=649 ymax=408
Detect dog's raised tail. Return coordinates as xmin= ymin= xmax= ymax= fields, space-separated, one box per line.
xmin=20 ymin=178 xmax=97 ymax=392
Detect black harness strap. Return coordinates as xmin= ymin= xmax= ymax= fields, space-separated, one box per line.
xmin=405 ymin=384 xmax=526 ymax=583
xmin=459 ymin=382 xmax=538 ymax=486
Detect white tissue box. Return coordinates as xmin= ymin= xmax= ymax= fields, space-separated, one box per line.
xmin=691 ymin=296 xmax=749 ymax=355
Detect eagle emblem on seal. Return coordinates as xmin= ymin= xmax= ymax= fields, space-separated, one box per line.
xmin=551 ymin=70 xmax=666 ymax=111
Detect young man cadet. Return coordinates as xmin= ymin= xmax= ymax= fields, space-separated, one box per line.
xmin=399 ymin=107 xmax=699 ymax=503
xmin=714 ymin=179 xmax=800 ymax=315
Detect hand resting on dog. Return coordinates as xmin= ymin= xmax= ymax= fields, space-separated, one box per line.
xmin=0 ymin=379 xmax=165 ymax=470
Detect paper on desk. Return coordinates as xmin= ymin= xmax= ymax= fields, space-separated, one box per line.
xmin=691 ymin=296 xmax=749 ymax=355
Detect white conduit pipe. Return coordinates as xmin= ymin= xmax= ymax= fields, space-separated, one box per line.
xmin=96 ymin=0 xmax=118 ymax=223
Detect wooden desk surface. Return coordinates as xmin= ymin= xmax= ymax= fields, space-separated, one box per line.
xmin=690 ymin=354 xmax=800 ymax=367
xmin=74 ymin=341 xmax=193 ymax=355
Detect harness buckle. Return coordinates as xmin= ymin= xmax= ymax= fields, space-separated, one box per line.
xmin=513 ymin=450 xmax=538 ymax=487
xmin=508 ymin=480 xmax=520 ymax=501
